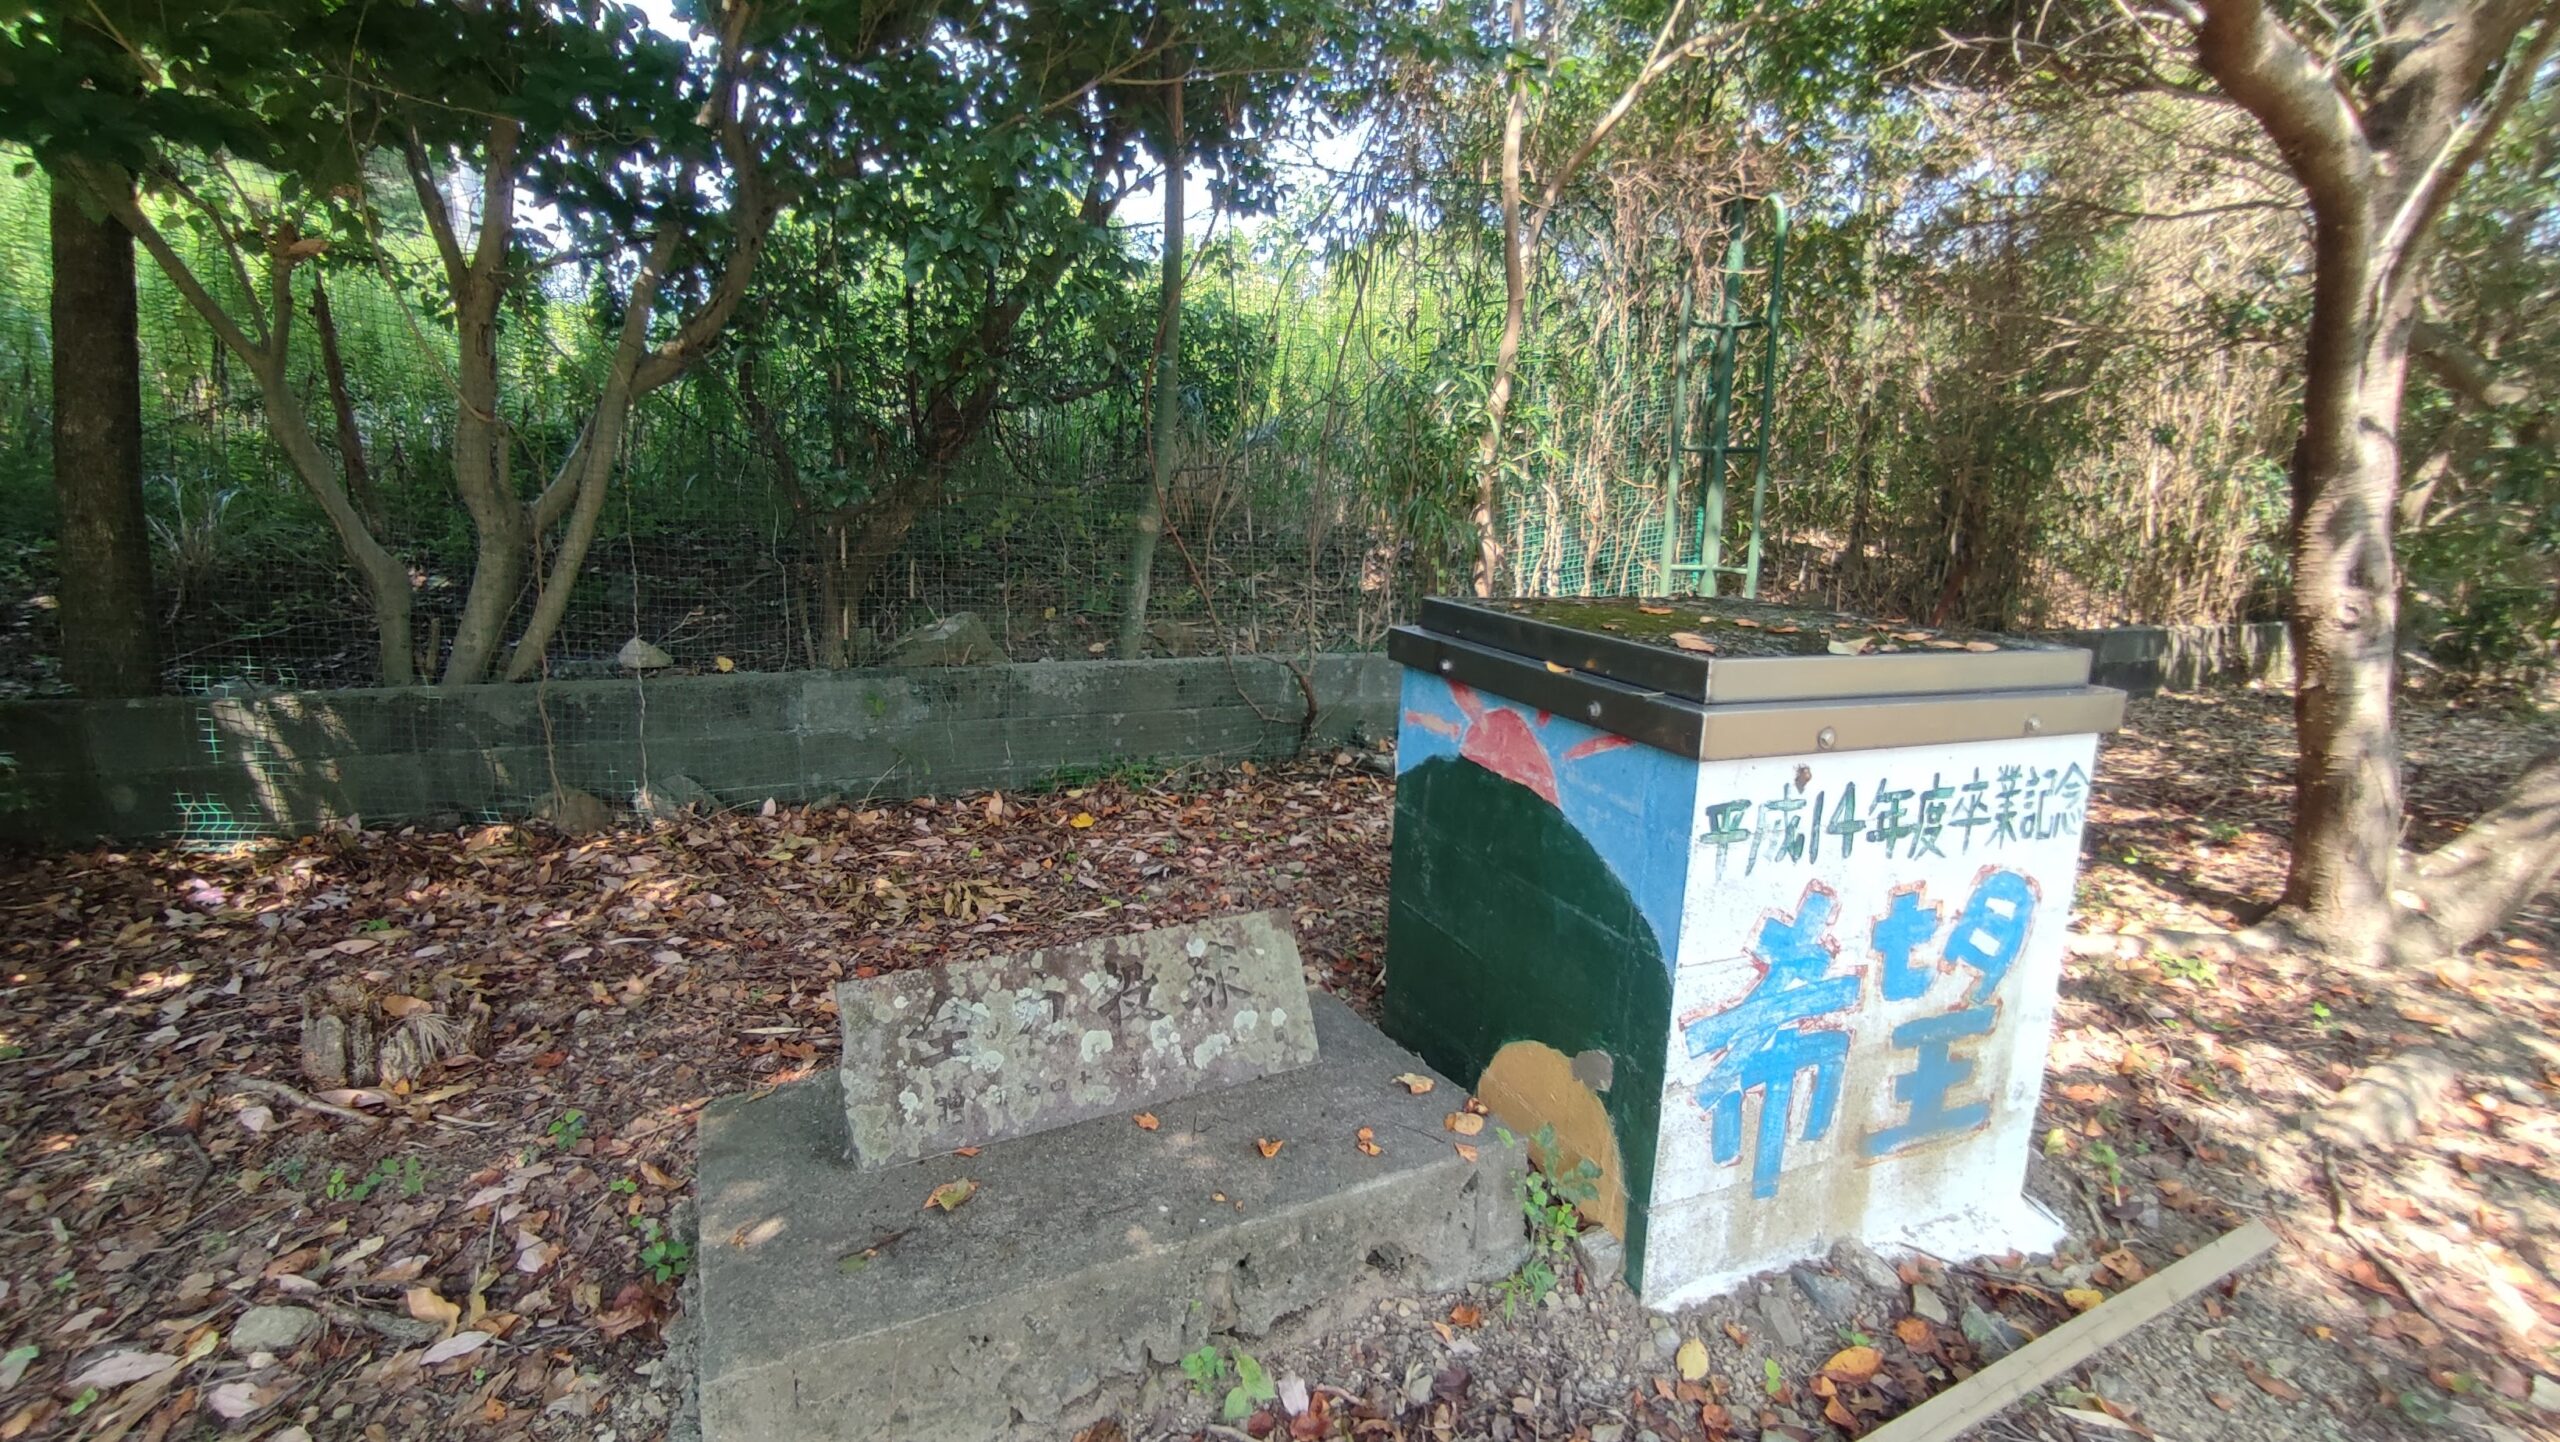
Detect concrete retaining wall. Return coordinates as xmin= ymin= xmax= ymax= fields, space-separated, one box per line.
xmin=0 ymin=622 xmax=2292 ymax=847
xmin=0 ymin=655 xmax=1400 ymax=847
xmin=2040 ymin=622 xmax=2291 ymax=697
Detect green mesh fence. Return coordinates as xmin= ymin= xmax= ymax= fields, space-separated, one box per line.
xmin=1 ymin=158 xmax=1751 ymax=715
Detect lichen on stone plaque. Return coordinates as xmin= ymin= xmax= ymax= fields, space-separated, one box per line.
xmin=836 ymin=911 xmax=1317 ymax=1168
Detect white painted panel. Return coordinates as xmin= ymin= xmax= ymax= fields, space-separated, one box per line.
xmin=1644 ymin=733 xmax=2099 ymax=1306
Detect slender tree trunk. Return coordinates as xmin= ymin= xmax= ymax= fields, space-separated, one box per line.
xmin=46 ymin=175 xmax=159 ymax=696
xmin=440 ymin=288 xmax=524 ymax=684
xmin=252 ymin=358 xmax=417 ymax=685
xmin=430 ymin=123 xmax=527 ymax=687
xmin=310 ymin=274 xmax=389 ymax=536
xmin=501 ymin=234 xmax=674 ymax=682
xmin=1117 ymin=70 xmax=1185 ymax=660
xmin=816 ymin=513 xmax=859 ymax=665
xmin=1471 ymin=0 xmax=1532 ymax=597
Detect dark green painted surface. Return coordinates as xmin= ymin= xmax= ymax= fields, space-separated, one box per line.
xmin=1383 ymin=754 xmax=1673 ymax=1285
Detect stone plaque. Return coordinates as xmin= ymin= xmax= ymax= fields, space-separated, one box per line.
xmin=836 ymin=911 xmax=1318 ymax=1167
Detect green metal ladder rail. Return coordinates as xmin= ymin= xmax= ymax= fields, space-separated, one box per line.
xmin=1657 ymin=194 xmax=1790 ymax=599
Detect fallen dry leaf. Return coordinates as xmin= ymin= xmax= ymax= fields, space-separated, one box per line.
xmin=2240 ymin=1360 xmax=2304 ymax=1402
xmin=1894 ymin=1316 xmax=1933 ymax=1348
xmin=1445 ymin=1111 xmax=1485 ymax=1136
xmin=1821 ymin=1345 xmax=1881 ymax=1382
xmin=2063 ymin=1287 xmax=2106 ymax=1313
xmin=1453 ymin=1142 xmax=1479 ymax=1162
xmin=1448 ymin=1303 xmax=1482 ymax=1329
xmin=1669 ymin=632 xmax=1718 ymax=654
xmin=1677 ymin=1337 xmax=1711 ymax=1381
xmin=1354 ymin=1127 xmax=1382 ymax=1157
xmin=1255 ymin=1137 xmax=1284 ymax=1158
xmin=1068 ymin=812 xmax=1096 ymax=829
xmin=1391 ymin=1072 xmax=1436 ymax=1095
xmin=406 ymin=1285 xmax=462 ymax=1335
xmin=1638 ymin=604 xmax=1672 ymax=615
xmin=924 ymin=1179 xmax=979 ymax=1212
xmin=421 ymin=1331 xmax=491 ymax=1367
xmin=1132 ymin=1112 xmax=1159 ymax=1131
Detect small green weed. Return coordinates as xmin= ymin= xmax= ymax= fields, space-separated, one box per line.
xmin=2158 ymin=950 xmax=2218 ymax=985
xmin=632 ymin=1217 xmax=692 ymax=1283
xmin=1497 ymin=1124 xmax=1601 ymax=1318
xmin=324 ymin=1155 xmax=425 ymax=1203
xmin=2085 ymin=1139 xmax=2125 ymax=1195
xmin=1179 ymin=1343 xmax=1276 ymax=1422
xmin=547 ymin=1109 xmax=589 ymax=1151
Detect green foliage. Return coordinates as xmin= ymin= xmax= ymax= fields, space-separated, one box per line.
xmin=325 ymin=1155 xmax=424 ymax=1204
xmin=1178 ymin=1341 xmax=1277 ymax=1421
xmin=8 ymin=0 xmax=2556 ymax=704
xmin=1497 ymin=1123 xmax=1600 ymax=1318
xmin=631 ymin=1217 xmax=692 ymax=1284
xmin=546 ymin=1109 xmax=588 ymax=1151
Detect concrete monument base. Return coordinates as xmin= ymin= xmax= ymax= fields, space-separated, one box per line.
xmin=695 ymin=993 xmax=1528 ymax=1442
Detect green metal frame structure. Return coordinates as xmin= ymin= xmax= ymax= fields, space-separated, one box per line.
xmin=1657 ymin=195 xmax=1790 ymax=598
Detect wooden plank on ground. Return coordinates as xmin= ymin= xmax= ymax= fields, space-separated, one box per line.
xmin=1864 ymin=1220 xmax=2279 ymax=1442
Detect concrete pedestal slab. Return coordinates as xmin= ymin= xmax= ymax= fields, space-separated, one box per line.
xmin=696 ymin=993 xmax=1527 ymax=1442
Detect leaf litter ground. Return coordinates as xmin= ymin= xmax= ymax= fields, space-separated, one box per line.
xmin=0 ymin=695 xmax=2554 ymax=1441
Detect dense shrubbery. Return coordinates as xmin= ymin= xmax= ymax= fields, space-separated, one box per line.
xmin=1 ymin=0 xmax=2552 ymax=697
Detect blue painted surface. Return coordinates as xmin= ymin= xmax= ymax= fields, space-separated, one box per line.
xmin=1396 ymin=670 xmax=1694 ymax=961
xmin=1864 ymin=867 xmax=2038 ymax=1158
xmin=1872 ymin=887 xmax=1942 ymax=1003
xmin=1679 ymin=886 xmax=1860 ymax=1198
xmin=1865 ymin=1006 xmax=1999 ymax=1157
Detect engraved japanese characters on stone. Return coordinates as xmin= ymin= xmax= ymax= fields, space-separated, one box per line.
xmin=836 ymin=911 xmax=1317 ymax=1167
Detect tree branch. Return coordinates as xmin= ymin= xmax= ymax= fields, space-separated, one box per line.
xmin=66 ymin=159 xmax=267 ymax=363
xmin=2377 ymin=1 xmax=2560 ymax=291
xmin=2192 ymin=0 xmax=2377 ymax=217
xmin=404 ymin=130 xmax=468 ymax=295
xmin=2411 ymin=318 xmax=2533 ymax=409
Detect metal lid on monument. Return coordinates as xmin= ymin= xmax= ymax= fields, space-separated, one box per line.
xmin=1387 ymin=595 xmax=2125 ymax=761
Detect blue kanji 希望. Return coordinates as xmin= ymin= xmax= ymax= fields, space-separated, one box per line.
xmin=1683 ymin=886 xmax=1859 ymax=1198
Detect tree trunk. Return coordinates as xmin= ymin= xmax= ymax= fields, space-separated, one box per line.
xmin=438 ymin=287 xmax=524 ymax=685
xmin=815 ymin=512 xmax=860 ymax=665
xmin=1117 ymin=70 xmax=1184 ymax=660
xmin=310 ymin=274 xmax=389 ymax=536
xmin=2276 ymin=288 xmax=2411 ymax=948
xmin=2396 ymin=744 xmax=2560 ymax=962
xmin=1471 ymin=0 xmax=1532 ymax=598
xmin=47 ymin=176 xmax=160 ymax=697
xmin=253 ymin=359 xmax=417 ymax=685
xmin=2190 ymin=0 xmax=2559 ymax=954
xmin=432 ymin=123 xmax=526 ymax=687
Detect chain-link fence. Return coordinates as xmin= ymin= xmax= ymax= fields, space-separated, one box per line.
xmin=3 ymin=158 xmax=1758 ymax=702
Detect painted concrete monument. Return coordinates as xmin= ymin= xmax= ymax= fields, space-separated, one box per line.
xmin=1385 ymin=596 xmax=2124 ymax=1309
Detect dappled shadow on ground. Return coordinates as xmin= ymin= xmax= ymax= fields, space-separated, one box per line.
xmin=2042 ymin=691 xmax=2560 ymax=1440
xmin=0 ymin=759 xmax=1394 ymax=1439
xmin=0 ymin=694 xmax=2554 ymax=1440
